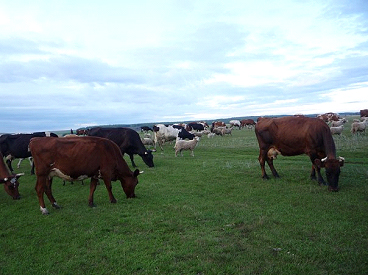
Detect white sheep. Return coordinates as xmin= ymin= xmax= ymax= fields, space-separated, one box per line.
xmin=141 ymin=137 xmax=155 ymax=147
xmin=351 ymin=118 xmax=368 ymax=134
xmin=207 ymin=132 xmax=215 ymax=138
xmin=174 ymin=137 xmax=200 ymax=157
xmin=330 ymin=125 xmax=344 ymax=135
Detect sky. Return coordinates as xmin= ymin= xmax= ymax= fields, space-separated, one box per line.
xmin=1 ymin=0 xmax=368 ymax=133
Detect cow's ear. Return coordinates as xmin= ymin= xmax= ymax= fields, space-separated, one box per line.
xmin=314 ymin=159 xmax=325 ymax=168
xmin=133 ymin=169 xmax=140 ymax=177
xmin=339 ymin=156 xmax=345 ymax=167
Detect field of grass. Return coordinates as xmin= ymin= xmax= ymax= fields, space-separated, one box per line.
xmin=1 ymin=116 xmax=368 ymax=274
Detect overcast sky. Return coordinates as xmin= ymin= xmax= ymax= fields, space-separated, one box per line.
xmin=1 ymin=0 xmax=368 ymax=133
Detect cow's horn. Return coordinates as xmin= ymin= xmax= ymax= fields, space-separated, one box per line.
xmin=338 ymin=156 xmax=345 ymax=162
xmin=321 ymin=157 xmax=328 ymax=162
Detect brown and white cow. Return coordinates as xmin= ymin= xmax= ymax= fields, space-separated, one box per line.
xmin=0 ymin=152 xmax=23 ymax=200
xmin=255 ymin=116 xmax=344 ymax=191
xmin=29 ymin=136 xmax=141 ymax=214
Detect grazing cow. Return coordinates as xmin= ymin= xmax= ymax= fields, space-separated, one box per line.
xmin=360 ymin=109 xmax=368 ymax=118
xmin=240 ymin=119 xmax=256 ymax=129
xmin=0 ymin=152 xmax=23 ymax=200
xmin=29 ymin=136 xmax=141 ymax=214
xmin=229 ymin=120 xmax=241 ymax=129
xmin=255 ymin=116 xmax=344 ymax=191
xmin=0 ymin=132 xmax=58 ymax=174
xmin=88 ymin=127 xmax=154 ymax=168
xmin=153 ymin=124 xmax=195 ymax=150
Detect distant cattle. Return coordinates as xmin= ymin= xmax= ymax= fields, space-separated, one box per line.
xmin=360 ymin=109 xmax=368 ymax=118
xmin=140 ymin=126 xmax=153 ymax=132
xmin=255 ymin=116 xmax=344 ymax=191
xmin=30 ymin=136 xmax=141 ymax=214
xmin=153 ymin=124 xmax=195 ymax=150
xmin=88 ymin=127 xmax=154 ymax=168
xmin=76 ymin=129 xmax=87 ymax=135
xmin=0 ymin=132 xmax=58 ymax=174
xmin=240 ymin=119 xmax=256 ymax=129
xmin=186 ymin=122 xmax=205 ymax=131
xmin=317 ymin=112 xmax=339 ymax=122
xmin=229 ymin=120 xmax=241 ymax=129
xmin=0 ymin=152 xmax=23 ymax=200
xmin=211 ymin=121 xmax=226 ymax=128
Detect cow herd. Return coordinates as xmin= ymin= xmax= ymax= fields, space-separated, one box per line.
xmin=0 ymin=111 xmax=367 ymax=214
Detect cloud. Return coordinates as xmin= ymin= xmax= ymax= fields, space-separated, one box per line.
xmin=0 ymin=1 xmax=368 ymax=133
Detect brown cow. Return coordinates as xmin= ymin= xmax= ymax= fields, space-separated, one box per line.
xmin=29 ymin=136 xmax=141 ymax=214
xmin=255 ymin=116 xmax=344 ymax=191
xmin=240 ymin=119 xmax=256 ymax=129
xmin=360 ymin=109 xmax=368 ymax=118
xmin=0 ymin=152 xmax=23 ymax=199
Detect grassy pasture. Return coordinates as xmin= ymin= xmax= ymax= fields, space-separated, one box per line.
xmin=1 ymin=116 xmax=368 ymax=274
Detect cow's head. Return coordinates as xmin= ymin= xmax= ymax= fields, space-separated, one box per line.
xmin=315 ymin=157 xmax=344 ymax=191
xmin=141 ymin=150 xmax=154 ymax=167
xmin=121 ymin=169 xmax=140 ymax=198
xmin=0 ymin=173 xmax=23 ymax=199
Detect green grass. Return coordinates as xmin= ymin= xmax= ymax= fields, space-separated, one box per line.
xmin=1 ymin=116 xmax=368 ymax=274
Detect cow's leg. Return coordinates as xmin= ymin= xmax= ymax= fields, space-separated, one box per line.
xmin=129 ymin=153 xmax=137 ymax=168
xmin=267 ymin=158 xmax=280 ymax=178
xmin=102 ymin=177 xmax=117 ymax=204
xmin=88 ymin=178 xmax=99 ymax=207
xmin=312 ymin=164 xmax=326 ymax=185
xmin=5 ymin=157 xmax=14 ymax=172
xmin=30 ymin=162 xmax=35 ymax=175
xmin=44 ymin=178 xmax=60 ymax=209
xmin=258 ymin=150 xmax=269 ymax=179
xmin=35 ymin=176 xmax=49 ymax=215
xmin=310 ymin=157 xmax=326 ymax=185
xmin=17 ymin=158 xmax=23 ymax=169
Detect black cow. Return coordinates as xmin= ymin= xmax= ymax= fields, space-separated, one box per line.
xmin=178 ymin=128 xmax=195 ymax=140
xmin=0 ymin=132 xmax=58 ymax=174
xmin=186 ymin=123 xmax=205 ymax=131
xmin=88 ymin=127 xmax=154 ymax=168
xmin=141 ymin=126 xmax=153 ymax=132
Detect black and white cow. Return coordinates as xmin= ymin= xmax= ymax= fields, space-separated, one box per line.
xmin=0 ymin=132 xmax=58 ymax=174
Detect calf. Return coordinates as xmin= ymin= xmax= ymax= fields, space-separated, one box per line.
xmin=29 ymin=136 xmax=141 ymax=214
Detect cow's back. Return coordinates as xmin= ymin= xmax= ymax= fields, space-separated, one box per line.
xmin=256 ymin=116 xmax=332 ymax=156
xmin=30 ymin=136 xmax=123 ymax=177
